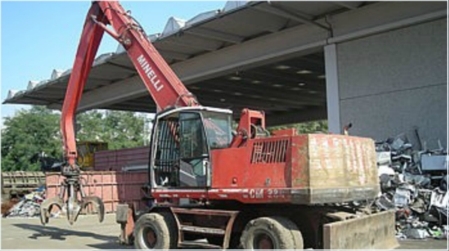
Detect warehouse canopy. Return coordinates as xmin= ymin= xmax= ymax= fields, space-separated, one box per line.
xmin=4 ymin=1 xmax=368 ymax=124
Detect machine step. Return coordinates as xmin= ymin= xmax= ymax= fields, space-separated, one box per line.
xmin=179 ymin=225 xmax=225 ymax=235
xmin=179 ymin=240 xmax=221 ymax=249
xmin=170 ymin=207 xmax=239 ymax=249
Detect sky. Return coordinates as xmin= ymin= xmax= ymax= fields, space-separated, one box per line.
xmin=0 ymin=1 xmax=227 ymax=126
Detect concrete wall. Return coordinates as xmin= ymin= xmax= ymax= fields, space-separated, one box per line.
xmin=337 ymin=18 xmax=447 ymax=149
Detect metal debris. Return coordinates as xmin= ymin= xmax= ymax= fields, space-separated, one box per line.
xmin=402 ymin=228 xmax=430 ymax=239
xmin=4 ymin=186 xmax=45 ymax=218
xmin=374 ymin=134 xmax=448 ymax=240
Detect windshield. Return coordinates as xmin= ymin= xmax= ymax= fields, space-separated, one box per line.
xmin=202 ymin=111 xmax=232 ymax=149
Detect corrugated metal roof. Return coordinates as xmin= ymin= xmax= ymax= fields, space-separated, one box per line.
xmin=4 ymin=1 xmax=368 ymax=121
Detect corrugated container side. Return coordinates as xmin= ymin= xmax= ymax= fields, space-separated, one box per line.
xmin=45 ymin=171 xmax=148 ymax=214
xmin=94 ymin=147 xmax=149 ymax=171
xmin=2 ymin=171 xmax=46 ymax=195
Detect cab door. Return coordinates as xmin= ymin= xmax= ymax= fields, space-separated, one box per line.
xmin=178 ymin=112 xmax=210 ymax=188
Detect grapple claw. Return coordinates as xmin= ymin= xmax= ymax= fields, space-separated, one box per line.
xmin=41 ymin=165 xmax=105 ymax=226
xmin=82 ymin=196 xmax=105 ymax=223
xmin=40 ymin=197 xmax=64 ymax=226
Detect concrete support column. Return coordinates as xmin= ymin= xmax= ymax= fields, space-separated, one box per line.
xmin=324 ymin=44 xmax=341 ymax=134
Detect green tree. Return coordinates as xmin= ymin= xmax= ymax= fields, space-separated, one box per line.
xmin=76 ymin=110 xmax=145 ymax=149
xmin=2 ymin=106 xmax=147 ymax=171
xmin=268 ymin=120 xmax=328 ymax=134
xmin=1 ymin=106 xmax=62 ymax=171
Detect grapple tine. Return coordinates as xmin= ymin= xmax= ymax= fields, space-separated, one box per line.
xmin=82 ymin=196 xmax=105 ymax=223
xmin=66 ymin=196 xmax=82 ymax=225
xmin=40 ymin=197 xmax=64 ymax=226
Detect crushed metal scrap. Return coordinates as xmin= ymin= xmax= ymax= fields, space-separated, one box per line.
xmin=2 ymin=186 xmax=47 ymax=218
xmin=374 ymin=133 xmax=448 ymax=240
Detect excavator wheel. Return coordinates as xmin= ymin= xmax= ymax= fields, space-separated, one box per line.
xmin=240 ymin=216 xmax=303 ymax=249
xmin=133 ymin=212 xmax=177 ymax=249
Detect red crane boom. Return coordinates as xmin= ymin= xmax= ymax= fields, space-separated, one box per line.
xmin=42 ymin=0 xmax=200 ymax=225
xmin=62 ymin=1 xmax=198 ymax=167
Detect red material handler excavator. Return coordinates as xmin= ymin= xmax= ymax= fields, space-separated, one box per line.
xmin=40 ymin=1 xmax=398 ymax=249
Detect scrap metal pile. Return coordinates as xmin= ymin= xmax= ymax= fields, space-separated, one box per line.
xmin=2 ymin=186 xmax=45 ymax=218
xmin=374 ymin=134 xmax=448 ymax=240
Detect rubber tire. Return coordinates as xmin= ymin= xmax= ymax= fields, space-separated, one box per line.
xmin=240 ymin=216 xmax=303 ymax=249
xmin=133 ymin=212 xmax=177 ymax=249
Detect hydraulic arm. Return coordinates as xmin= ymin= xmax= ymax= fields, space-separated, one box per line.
xmin=40 ymin=0 xmax=198 ymax=225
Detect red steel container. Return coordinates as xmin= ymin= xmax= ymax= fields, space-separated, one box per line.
xmin=45 ymin=171 xmax=148 ymax=213
xmin=94 ymin=146 xmax=149 ymax=171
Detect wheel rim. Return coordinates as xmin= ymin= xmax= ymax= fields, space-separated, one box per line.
xmin=143 ymin=226 xmax=157 ymax=248
xmin=254 ymin=232 xmax=274 ymax=249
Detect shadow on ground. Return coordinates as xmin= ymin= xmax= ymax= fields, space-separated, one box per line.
xmin=13 ymin=223 xmax=115 ymax=242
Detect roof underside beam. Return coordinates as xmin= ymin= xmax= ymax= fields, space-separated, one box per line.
xmin=252 ymin=3 xmax=330 ymax=31
xmin=157 ymin=49 xmax=191 ymax=60
xmin=163 ymin=38 xmax=220 ymax=51
xmin=184 ymin=27 xmax=244 ymax=44
xmin=334 ymin=1 xmax=363 ymax=10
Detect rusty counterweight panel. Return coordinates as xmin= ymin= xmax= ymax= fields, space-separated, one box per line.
xmin=290 ymin=134 xmax=380 ymax=204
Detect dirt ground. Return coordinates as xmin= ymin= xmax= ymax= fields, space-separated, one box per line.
xmin=1 ymin=213 xmax=448 ymax=249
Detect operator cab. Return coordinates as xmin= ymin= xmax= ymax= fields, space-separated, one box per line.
xmin=149 ymin=106 xmax=233 ymax=189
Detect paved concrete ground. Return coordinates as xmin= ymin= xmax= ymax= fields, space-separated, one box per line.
xmin=1 ymin=213 xmax=448 ymax=249
xmin=1 ymin=214 xmax=127 ymax=249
